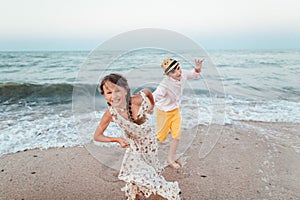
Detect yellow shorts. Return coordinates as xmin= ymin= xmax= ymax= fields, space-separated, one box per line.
xmin=156 ymin=108 xmax=181 ymax=142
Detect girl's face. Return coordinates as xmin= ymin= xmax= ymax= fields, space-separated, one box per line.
xmin=102 ymin=81 xmax=128 ymax=108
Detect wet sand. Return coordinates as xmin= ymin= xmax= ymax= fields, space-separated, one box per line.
xmin=1 ymin=122 xmax=299 ymax=199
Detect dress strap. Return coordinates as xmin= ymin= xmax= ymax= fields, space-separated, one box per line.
xmin=137 ymin=91 xmax=150 ymax=117
xmin=139 ymin=91 xmax=147 ymax=101
xmin=108 ymin=106 xmax=117 ymax=121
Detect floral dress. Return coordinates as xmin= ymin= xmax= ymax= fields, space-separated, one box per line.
xmin=109 ymin=92 xmax=181 ymax=200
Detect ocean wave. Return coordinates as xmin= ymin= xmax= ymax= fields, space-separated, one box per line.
xmin=0 ymin=82 xmax=74 ymax=105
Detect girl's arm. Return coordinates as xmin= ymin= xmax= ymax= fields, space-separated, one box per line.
xmin=94 ymin=109 xmax=129 ymax=148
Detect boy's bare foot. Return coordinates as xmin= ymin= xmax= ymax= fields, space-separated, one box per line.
xmin=168 ymin=160 xmax=181 ymax=169
xmin=175 ymin=158 xmax=184 ymax=167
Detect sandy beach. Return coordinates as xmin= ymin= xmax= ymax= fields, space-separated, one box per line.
xmin=1 ymin=122 xmax=299 ymax=200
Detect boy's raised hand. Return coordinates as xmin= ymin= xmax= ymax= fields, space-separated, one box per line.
xmin=194 ymin=59 xmax=204 ymax=73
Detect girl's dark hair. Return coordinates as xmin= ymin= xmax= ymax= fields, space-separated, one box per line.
xmin=99 ymin=73 xmax=129 ymax=95
xmin=99 ymin=73 xmax=133 ymax=121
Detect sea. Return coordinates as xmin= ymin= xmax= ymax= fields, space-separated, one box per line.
xmin=0 ymin=49 xmax=299 ymax=156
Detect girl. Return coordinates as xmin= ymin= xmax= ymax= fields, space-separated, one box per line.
xmin=94 ymin=73 xmax=181 ymax=200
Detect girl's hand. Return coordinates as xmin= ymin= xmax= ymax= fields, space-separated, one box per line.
xmin=147 ymin=105 xmax=154 ymax=114
xmin=118 ymin=138 xmax=130 ymax=148
xmin=147 ymin=109 xmax=154 ymax=114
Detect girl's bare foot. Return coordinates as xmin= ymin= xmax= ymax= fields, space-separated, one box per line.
xmin=135 ymin=194 xmax=146 ymax=200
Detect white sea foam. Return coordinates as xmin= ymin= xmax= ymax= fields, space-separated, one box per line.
xmin=225 ymin=96 xmax=300 ymax=123
xmin=0 ymin=95 xmax=299 ymax=156
xmin=1 ymin=95 xmax=299 ymax=156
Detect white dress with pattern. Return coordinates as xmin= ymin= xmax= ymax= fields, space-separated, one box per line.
xmin=109 ymin=92 xmax=181 ymax=200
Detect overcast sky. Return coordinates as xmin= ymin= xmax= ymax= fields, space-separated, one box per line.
xmin=1 ymin=0 xmax=299 ymax=50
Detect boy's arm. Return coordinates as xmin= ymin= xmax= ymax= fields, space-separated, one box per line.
xmin=186 ymin=58 xmax=204 ymax=79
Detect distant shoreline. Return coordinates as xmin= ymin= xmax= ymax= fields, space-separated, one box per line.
xmin=1 ymin=49 xmax=300 ymax=52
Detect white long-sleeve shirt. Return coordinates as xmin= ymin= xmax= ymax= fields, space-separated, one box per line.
xmin=153 ymin=70 xmax=200 ymax=112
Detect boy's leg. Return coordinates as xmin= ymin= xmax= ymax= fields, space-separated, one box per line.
xmin=168 ymin=108 xmax=182 ymax=169
xmin=156 ymin=108 xmax=171 ymax=142
xmin=168 ymin=138 xmax=180 ymax=169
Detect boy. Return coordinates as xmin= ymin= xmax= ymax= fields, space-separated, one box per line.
xmin=153 ymin=57 xmax=203 ymax=169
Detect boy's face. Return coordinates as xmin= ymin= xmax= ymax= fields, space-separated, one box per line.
xmin=167 ymin=64 xmax=182 ymax=81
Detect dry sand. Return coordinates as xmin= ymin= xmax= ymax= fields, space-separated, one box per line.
xmin=1 ymin=122 xmax=299 ymax=199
